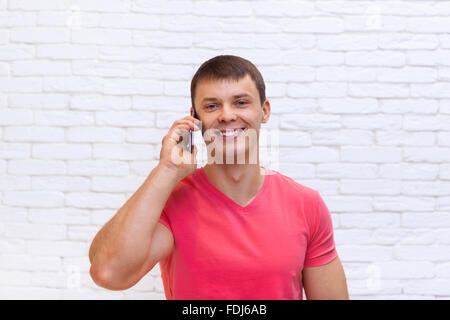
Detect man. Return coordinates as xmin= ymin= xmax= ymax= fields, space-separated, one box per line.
xmin=89 ymin=55 xmax=349 ymax=300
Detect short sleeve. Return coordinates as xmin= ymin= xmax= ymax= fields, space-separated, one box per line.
xmin=158 ymin=208 xmax=172 ymax=232
xmin=304 ymin=191 xmax=338 ymax=267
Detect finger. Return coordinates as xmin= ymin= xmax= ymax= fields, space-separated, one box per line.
xmin=173 ymin=119 xmax=200 ymax=131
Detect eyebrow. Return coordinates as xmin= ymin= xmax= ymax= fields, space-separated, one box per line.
xmin=200 ymin=93 xmax=253 ymax=103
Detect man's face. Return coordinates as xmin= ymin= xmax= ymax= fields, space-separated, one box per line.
xmin=192 ymin=74 xmax=270 ymax=164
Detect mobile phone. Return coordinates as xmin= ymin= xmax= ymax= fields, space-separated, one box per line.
xmin=189 ymin=108 xmax=198 ymax=153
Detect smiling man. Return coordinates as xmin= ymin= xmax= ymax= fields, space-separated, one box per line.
xmin=88 ymin=55 xmax=349 ymax=300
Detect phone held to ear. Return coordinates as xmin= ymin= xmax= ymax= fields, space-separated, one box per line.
xmin=189 ymin=108 xmax=198 ymax=154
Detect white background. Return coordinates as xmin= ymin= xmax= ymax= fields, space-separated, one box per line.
xmin=1 ymin=0 xmax=450 ymax=299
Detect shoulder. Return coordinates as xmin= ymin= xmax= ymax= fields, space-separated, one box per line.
xmin=267 ymin=168 xmax=319 ymax=204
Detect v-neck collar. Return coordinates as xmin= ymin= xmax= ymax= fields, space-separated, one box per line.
xmin=197 ymin=166 xmax=271 ymax=212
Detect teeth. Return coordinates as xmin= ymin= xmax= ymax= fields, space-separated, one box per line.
xmin=221 ymin=128 xmax=244 ymax=136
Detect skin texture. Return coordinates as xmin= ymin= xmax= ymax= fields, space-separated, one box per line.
xmin=302 ymin=256 xmax=350 ymax=300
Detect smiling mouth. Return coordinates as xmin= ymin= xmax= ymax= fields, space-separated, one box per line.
xmin=218 ymin=127 xmax=247 ymax=137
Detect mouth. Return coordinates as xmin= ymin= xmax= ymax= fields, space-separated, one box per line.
xmin=217 ymin=127 xmax=248 ymax=139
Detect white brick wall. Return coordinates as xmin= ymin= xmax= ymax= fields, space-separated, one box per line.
xmin=1 ymin=0 xmax=449 ymax=300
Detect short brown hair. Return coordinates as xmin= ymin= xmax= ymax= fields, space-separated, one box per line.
xmin=190 ymin=55 xmax=266 ymax=112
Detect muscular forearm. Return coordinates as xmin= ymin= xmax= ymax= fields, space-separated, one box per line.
xmin=89 ymin=164 xmax=180 ymax=287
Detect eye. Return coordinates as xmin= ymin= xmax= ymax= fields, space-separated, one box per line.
xmin=237 ymin=100 xmax=248 ymax=105
xmin=206 ymin=104 xmax=216 ymax=110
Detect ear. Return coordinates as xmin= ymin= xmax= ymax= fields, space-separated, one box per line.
xmin=261 ymin=99 xmax=271 ymax=124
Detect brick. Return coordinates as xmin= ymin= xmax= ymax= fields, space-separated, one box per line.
xmin=72 ymin=60 xmax=131 ymax=77
xmin=380 ymin=99 xmax=439 ymax=114
xmin=96 ymin=111 xmax=155 ymax=127
xmin=340 ymin=179 xmax=401 ymax=195
xmin=0 ymin=12 xmax=36 ymax=27
xmin=0 ymin=77 xmax=41 ymax=93
xmin=65 ymin=192 xmax=126 ymax=209
xmin=280 ymin=114 xmax=340 ymax=130
xmin=103 ymin=79 xmax=163 ymax=95
xmin=317 ymin=34 xmax=377 ymax=51
xmin=100 ymin=13 xmax=159 ymax=30
xmin=3 ymin=222 xmax=66 ymax=240
xmin=0 ymin=142 xmax=31 ymax=159
xmin=93 ymin=143 xmax=154 ymax=160
xmin=407 ymin=17 xmax=450 ymax=33
xmin=395 ymin=246 xmax=450 ymax=262
xmin=11 ymin=27 xmax=70 ymax=43
xmin=346 ymin=51 xmax=405 ymax=67
xmin=67 ymin=160 xmax=128 ymax=176
xmin=29 ymin=208 xmax=90 ymax=225
xmin=378 ymin=34 xmax=438 ymax=50
xmin=3 ymin=191 xmax=64 ymax=207
xmin=377 ymin=67 xmax=437 ymax=83
xmin=43 ymin=77 xmax=102 ymax=93
xmin=12 ymin=60 xmax=71 ymax=76
xmin=441 ymin=100 xmax=450 ymax=114
xmin=341 ymin=146 xmax=402 ymax=163
xmin=70 ymin=0 xmax=130 ymax=13
xmin=348 ymin=83 xmax=409 ymax=98
xmin=379 ymin=163 xmax=439 ymax=180
xmin=376 ymin=131 xmax=436 ymax=146
xmin=0 ymin=45 xmax=34 ymax=60
xmin=374 ymin=196 xmax=435 ymax=212
xmin=317 ymin=163 xmax=377 ymax=179
xmin=404 ymin=279 xmax=450 ymax=296
xmin=34 ymin=110 xmax=94 ymax=126
xmin=278 ymin=163 xmax=314 ymax=179
xmin=193 ymin=32 xmax=252 ymax=49
xmin=437 ymin=197 xmax=450 ymax=211
xmin=284 ymin=50 xmax=344 ymax=66
xmin=37 ymin=11 xmax=99 ymax=27
xmin=326 ymin=195 xmax=372 ymax=212
xmin=4 ymin=126 xmax=64 ymax=142
xmin=403 ymin=114 xmax=450 ymax=131
xmin=316 ymin=67 xmax=376 ymax=82
xmin=407 ymin=50 xmax=440 ymax=66
xmin=287 ymin=83 xmax=347 ymax=98
xmin=344 ymin=16 xmax=406 ymax=32
xmin=0 ymin=109 xmax=33 ymax=125
xmin=282 ymin=17 xmax=344 ymax=33
xmin=312 ymin=129 xmax=373 ymax=146
xmin=91 ymin=176 xmax=145 ymax=192
xmin=339 ymin=245 xmax=392 ymax=262
xmin=32 ymin=143 xmax=91 ymax=160
xmin=132 ymin=0 xmax=192 ymax=14
xmin=278 ymin=131 xmax=311 ymax=147
xmin=0 ymin=254 xmax=61 ymax=271
xmin=402 ymin=213 xmax=450 ymax=228
xmin=341 ymin=115 xmax=402 ymax=130
xmin=9 ymin=94 xmax=69 ymax=109
xmin=9 ymin=0 xmax=70 ymax=10
xmin=279 ymin=147 xmax=339 ymax=163
xmin=71 ymin=95 xmax=131 ymax=111
xmin=72 ymin=29 xmax=132 ymax=46
xmin=441 ymin=164 xmax=450 ymax=180
xmin=340 ymin=213 xmax=400 ymax=229
xmin=412 ymin=83 xmax=450 ymax=98
xmin=31 ymin=176 xmax=90 ymax=192
xmin=28 ymin=240 xmax=87 ymax=257
xmin=0 ymin=175 xmax=30 ymax=191
xmin=67 ymin=127 xmax=125 ymax=143
xmin=37 ymin=44 xmax=97 ymax=59
xmin=404 ymin=147 xmax=450 ymax=163
xmin=403 ymin=180 xmax=450 ymax=196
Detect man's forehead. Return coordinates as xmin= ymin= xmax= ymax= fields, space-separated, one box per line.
xmin=196 ymin=75 xmax=257 ymax=100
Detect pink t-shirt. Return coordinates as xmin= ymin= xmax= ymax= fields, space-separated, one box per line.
xmin=158 ymin=166 xmax=337 ymax=300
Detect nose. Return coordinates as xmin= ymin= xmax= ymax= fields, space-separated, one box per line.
xmin=217 ymin=103 xmax=237 ymax=123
